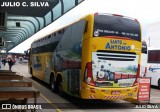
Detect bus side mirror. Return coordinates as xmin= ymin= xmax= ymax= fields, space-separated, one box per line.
xmin=142 ymin=41 xmax=147 ymax=54
xmin=142 ymin=46 xmax=147 ymax=54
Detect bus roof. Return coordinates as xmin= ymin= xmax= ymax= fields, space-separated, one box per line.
xmin=148 ymin=47 xmax=160 ymax=50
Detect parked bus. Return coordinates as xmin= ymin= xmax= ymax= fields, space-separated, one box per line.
xmin=139 ymin=40 xmax=160 ymax=89
xmin=146 ymin=47 xmax=160 ymax=89
xmin=28 ymin=13 xmax=142 ymax=100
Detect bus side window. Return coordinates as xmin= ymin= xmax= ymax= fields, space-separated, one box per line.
xmin=157 ymin=51 xmax=160 ymax=62
xmin=54 ymin=33 xmax=56 ymax=36
xmin=148 ymin=51 xmax=157 ymax=63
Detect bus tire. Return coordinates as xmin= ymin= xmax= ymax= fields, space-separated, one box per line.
xmin=30 ymin=68 xmax=34 ymax=79
xmin=57 ymin=75 xmax=65 ymax=96
xmin=50 ymin=74 xmax=57 ymax=92
xmin=58 ymin=81 xmax=65 ymax=96
xmin=158 ymin=79 xmax=160 ymax=89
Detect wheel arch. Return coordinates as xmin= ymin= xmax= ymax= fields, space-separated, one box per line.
xmin=50 ymin=71 xmax=56 ymax=83
xmin=56 ymin=72 xmax=63 ymax=83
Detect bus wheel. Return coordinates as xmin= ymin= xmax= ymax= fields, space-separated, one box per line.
xmin=158 ymin=79 xmax=160 ymax=89
xmin=30 ymin=68 xmax=34 ymax=79
xmin=50 ymin=75 xmax=56 ymax=92
xmin=58 ymin=81 xmax=65 ymax=96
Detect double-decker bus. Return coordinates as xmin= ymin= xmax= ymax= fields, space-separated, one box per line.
xmin=28 ymin=13 xmax=142 ymax=100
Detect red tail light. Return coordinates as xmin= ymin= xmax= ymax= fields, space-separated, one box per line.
xmin=133 ymin=64 xmax=140 ymax=86
xmin=84 ymin=62 xmax=96 ymax=86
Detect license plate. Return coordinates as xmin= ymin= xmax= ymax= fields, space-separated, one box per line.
xmin=111 ymin=91 xmax=120 ymax=95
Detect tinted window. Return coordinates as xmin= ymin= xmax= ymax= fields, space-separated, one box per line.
xmin=93 ymin=14 xmax=141 ymax=41
xmin=148 ymin=50 xmax=160 ymax=63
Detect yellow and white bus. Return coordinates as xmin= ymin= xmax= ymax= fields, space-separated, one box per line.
xmin=28 ymin=13 xmax=142 ymax=100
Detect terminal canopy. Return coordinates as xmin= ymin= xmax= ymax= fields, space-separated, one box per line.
xmin=0 ymin=0 xmax=84 ymax=52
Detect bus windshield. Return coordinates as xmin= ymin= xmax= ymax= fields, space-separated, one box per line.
xmin=93 ymin=14 xmax=141 ymax=41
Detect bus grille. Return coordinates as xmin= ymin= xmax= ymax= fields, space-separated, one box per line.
xmin=96 ymin=50 xmax=136 ymax=61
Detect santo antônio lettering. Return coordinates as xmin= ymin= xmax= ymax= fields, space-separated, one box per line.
xmin=105 ymin=39 xmax=131 ymax=51
xmin=110 ymin=39 xmax=122 ymax=44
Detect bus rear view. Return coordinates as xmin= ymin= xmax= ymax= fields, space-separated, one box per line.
xmin=82 ymin=13 xmax=141 ymax=100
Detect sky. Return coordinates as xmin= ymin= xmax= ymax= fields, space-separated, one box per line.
xmin=9 ymin=0 xmax=160 ymax=53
